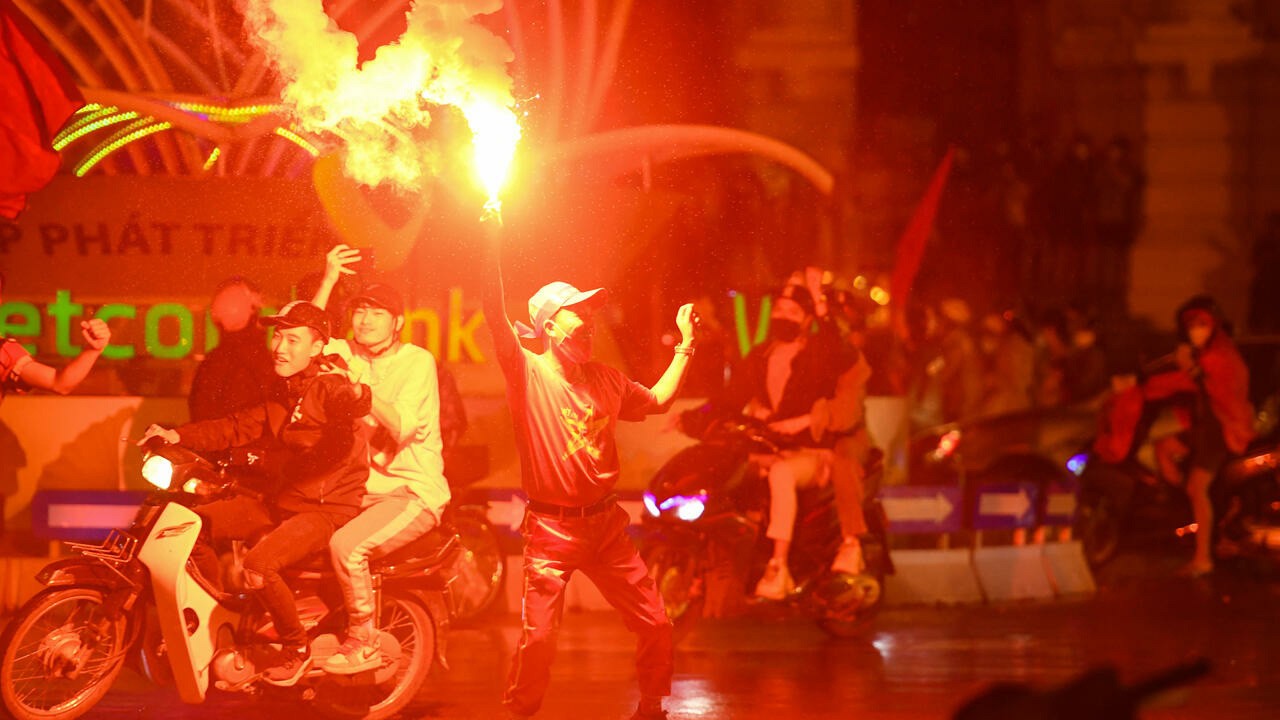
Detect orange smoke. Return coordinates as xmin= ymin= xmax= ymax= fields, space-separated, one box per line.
xmin=242 ymin=0 xmax=521 ymax=199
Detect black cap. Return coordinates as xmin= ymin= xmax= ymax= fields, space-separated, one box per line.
xmin=262 ymin=300 xmax=331 ymax=342
xmin=776 ymin=283 xmax=816 ymax=316
xmin=349 ymin=283 xmax=405 ymax=316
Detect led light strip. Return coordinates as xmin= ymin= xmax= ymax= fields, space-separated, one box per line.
xmin=273 ymin=126 xmax=320 ymax=157
xmin=54 ymin=108 xmax=137 ymax=150
xmin=75 ymin=120 xmax=174 ymax=177
xmin=202 ymin=147 xmax=221 ymax=171
xmin=166 ymin=101 xmax=283 ymax=123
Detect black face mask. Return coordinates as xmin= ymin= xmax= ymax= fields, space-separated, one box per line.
xmin=769 ymin=318 xmax=804 ymax=343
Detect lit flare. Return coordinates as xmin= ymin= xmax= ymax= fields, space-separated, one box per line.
xmin=243 ymin=0 xmax=521 ymax=196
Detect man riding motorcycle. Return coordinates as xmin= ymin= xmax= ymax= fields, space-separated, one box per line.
xmin=139 ymin=301 xmax=372 ymax=685
xmin=699 ymin=282 xmax=871 ymax=599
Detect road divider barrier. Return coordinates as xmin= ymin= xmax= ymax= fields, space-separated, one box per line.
xmin=879 ymin=481 xmax=1095 ymax=606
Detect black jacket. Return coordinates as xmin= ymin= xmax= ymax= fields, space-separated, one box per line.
xmin=719 ymin=323 xmax=858 ymax=448
xmin=177 ymin=364 xmax=371 ymax=521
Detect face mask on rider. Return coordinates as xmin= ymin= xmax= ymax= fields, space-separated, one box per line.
xmin=1188 ymin=326 xmax=1212 ymax=349
xmin=550 ymin=321 xmax=593 ymax=363
xmin=769 ymin=318 xmax=804 ymax=343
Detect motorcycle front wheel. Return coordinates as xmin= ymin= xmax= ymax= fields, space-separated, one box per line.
xmin=312 ymin=592 xmax=434 ymax=720
xmin=813 ymin=570 xmax=884 ymax=639
xmin=643 ymin=543 xmax=705 ymax=643
xmin=1077 ymin=490 xmax=1121 ymax=568
xmin=0 ymin=587 xmax=128 ymax=720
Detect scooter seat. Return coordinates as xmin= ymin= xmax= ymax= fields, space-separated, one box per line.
xmin=280 ymin=527 xmax=460 ymax=580
xmin=372 ymin=526 xmax=459 ymax=572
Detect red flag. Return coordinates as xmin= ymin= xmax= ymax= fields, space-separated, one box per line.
xmin=0 ymin=0 xmax=84 ymax=219
xmin=889 ymin=146 xmax=955 ymax=308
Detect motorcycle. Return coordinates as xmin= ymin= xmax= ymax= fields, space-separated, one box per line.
xmin=1075 ymin=395 xmax=1280 ymax=569
xmin=640 ymin=416 xmax=892 ymax=639
xmin=441 ymin=503 xmax=505 ymax=622
xmin=442 ymin=444 xmax=508 ymax=623
xmin=0 ymin=439 xmax=459 ymax=720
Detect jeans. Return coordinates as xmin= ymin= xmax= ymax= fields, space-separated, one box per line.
xmin=191 ymin=495 xmax=338 ymax=647
xmin=503 ymin=503 xmax=673 ymax=716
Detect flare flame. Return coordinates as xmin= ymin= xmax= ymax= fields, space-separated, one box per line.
xmin=242 ymin=0 xmax=521 ymax=201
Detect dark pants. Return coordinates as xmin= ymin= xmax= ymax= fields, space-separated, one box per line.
xmin=503 ymin=503 xmax=673 ymax=716
xmin=192 ymin=495 xmax=338 ymax=647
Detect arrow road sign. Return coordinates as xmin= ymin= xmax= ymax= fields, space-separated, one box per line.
xmin=972 ymin=482 xmax=1039 ymax=529
xmin=1043 ymin=479 xmax=1080 ymax=524
xmin=487 ymin=494 xmax=528 ymax=532
xmin=31 ymin=490 xmax=149 ymax=542
xmin=878 ymin=485 xmax=963 ymax=533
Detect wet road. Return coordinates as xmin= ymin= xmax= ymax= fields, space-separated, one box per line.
xmin=66 ymin=554 xmax=1280 ymax=720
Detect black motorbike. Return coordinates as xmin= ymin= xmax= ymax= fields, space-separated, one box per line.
xmin=640 ymin=416 xmax=891 ymax=639
xmin=1075 ymin=401 xmax=1280 ymax=569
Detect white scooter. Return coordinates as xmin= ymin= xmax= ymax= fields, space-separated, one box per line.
xmin=0 ymin=439 xmax=458 ymax=720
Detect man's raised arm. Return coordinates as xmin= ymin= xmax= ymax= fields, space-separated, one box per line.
xmin=482 ymin=216 xmax=523 ymax=371
xmin=648 ymin=303 xmax=699 ymax=408
xmin=311 ymin=244 xmax=361 ymax=310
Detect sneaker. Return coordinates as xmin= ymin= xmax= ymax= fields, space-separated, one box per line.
xmin=262 ymin=645 xmax=311 ymax=687
xmin=753 ymin=560 xmax=795 ymax=600
xmin=631 ymin=701 xmax=668 ymax=720
xmin=323 ymin=627 xmax=382 ymax=675
xmin=830 ymin=540 xmax=865 ymax=575
xmin=1176 ymin=559 xmax=1213 ymax=578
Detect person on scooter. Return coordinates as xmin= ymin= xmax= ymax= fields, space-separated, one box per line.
xmin=309 ymin=246 xmax=449 ymax=675
xmin=139 ymin=301 xmax=371 ymax=686
xmin=483 ymin=216 xmax=698 ymax=720
xmin=716 ymin=281 xmax=869 ymax=600
xmin=1144 ymin=295 xmax=1254 ymax=576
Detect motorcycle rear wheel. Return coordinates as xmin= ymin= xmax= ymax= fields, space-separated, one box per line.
xmin=0 ymin=587 xmax=128 ymax=720
xmin=449 ymin=508 xmax=506 ymax=622
xmin=643 ymin=544 xmax=705 ymax=643
xmin=312 ymin=592 xmax=434 ymax=720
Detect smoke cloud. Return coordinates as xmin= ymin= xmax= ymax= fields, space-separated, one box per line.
xmin=242 ymin=0 xmax=520 ymax=194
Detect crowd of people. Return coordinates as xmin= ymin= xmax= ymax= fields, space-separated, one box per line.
xmin=1 ymin=219 xmax=1265 ymax=713
xmin=915 ymin=133 xmax=1144 ymax=317
xmin=115 ymin=233 xmax=699 ymax=719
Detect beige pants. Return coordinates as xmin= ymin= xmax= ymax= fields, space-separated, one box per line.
xmin=330 ymin=488 xmax=438 ymax=625
xmin=765 ymin=432 xmax=869 ymax=543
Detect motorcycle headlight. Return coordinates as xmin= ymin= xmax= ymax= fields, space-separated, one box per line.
xmin=643 ymin=492 xmax=661 ymax=518
xmin=141 ymin=455 xmax=174 ymax=490
xmin=674 ymin=497 xmax=706 ymax=522
xmin=657 ymin=493 xmax=708 ymax=522
xmin=1067 ymin=453 xmax=1088 ymax=477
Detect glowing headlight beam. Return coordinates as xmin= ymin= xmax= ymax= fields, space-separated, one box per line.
xmin=643 ymin=492 xmax=661 ymax=518
xmin=675 ymin=498 xmax=706 ymax=522
xmin=141 ymin=455 xmax=174 ymax=490
xmin=656 ymin=494 xmax=709 ymax=522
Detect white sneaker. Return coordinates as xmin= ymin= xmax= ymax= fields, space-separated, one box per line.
xmin=754 ymin=560 xmax=795 ymax=600
xmin=322 ymin=627 xmax=381 ymax=675
xmin=830 ymin=540 xmax=864 ymax=575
